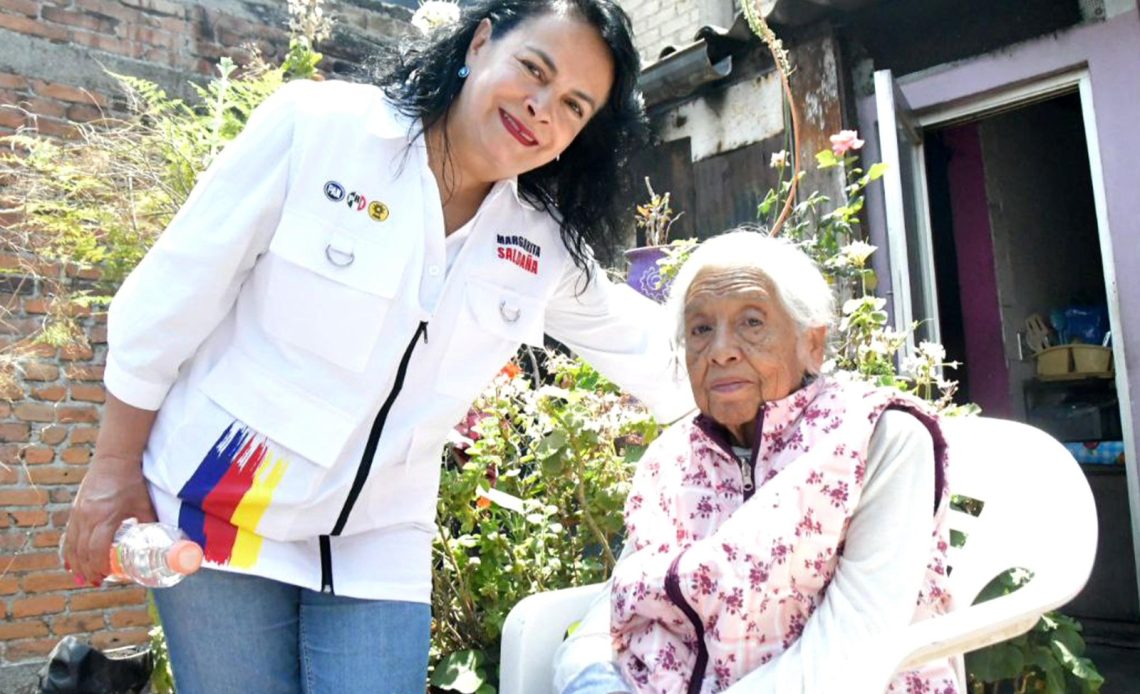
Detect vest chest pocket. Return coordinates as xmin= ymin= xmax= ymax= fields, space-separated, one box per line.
xmin=436 ymin=279 xmax=545 ymax=401
xmin=254 ymin=211 xmax=411 ymax=372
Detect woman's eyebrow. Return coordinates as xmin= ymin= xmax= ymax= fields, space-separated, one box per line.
xmin=524 ymin=45 xmax=598 ymax=111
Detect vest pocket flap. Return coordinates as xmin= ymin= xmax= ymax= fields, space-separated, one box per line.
xmin=268 ymin=210 xmax=407 ymax=298
xmin=198 ymin=351 xmax=355 ymax=469
xmin=462 ymin=279 xmax=545 ymax=347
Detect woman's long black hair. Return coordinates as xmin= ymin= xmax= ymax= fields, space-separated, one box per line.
xmin=379 ymin=0 xmax=649 ymax=283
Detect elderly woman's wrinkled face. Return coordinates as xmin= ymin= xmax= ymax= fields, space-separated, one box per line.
xmin=683 ymin=266 xmax=825 ymax=445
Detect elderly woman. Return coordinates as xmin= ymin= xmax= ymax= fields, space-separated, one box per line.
xmin=555 ymin=231 xmax=961 ymax=693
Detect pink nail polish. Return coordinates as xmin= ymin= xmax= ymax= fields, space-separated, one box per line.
xmin=74 ymin=575 xmax=85 ymax=586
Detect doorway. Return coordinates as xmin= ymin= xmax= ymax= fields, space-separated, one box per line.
xmin=917 ymin=91 xmax=1137 ymax=624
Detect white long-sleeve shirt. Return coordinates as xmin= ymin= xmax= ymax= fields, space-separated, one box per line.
xmin=554 ymin=410 xmax=936 ymax=693
xmin=108 ymin=78 xmax=692 ymax=601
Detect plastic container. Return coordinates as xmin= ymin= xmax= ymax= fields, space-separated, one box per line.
xmin=108 ymin=519 xmax=203 ymax=588
xmin=1034 ymin=346 xmax=1072 ymax=378
xmin=1071 ymin=345 xmax=1112 ymax=375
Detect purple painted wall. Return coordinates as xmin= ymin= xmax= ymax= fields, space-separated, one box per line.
xmin=943 ymin=124 xmax=1012 ymax=417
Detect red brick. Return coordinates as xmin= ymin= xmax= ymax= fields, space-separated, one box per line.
xmin=0 ymin=422 xmax=29 ymax=442
xmin=73 ymin=0 xmax=134 ymax=23
xmin=0 ymin=108 xmax=27 ymax=130
xmin=19 ymin=97 xmax=67 ymax=119
xmin=69 ymin=384 xmax=105 ymax=403
xmin=11 ymin=594 xmax=66 ymax=618
xmin=22 ymin=446 xmax=55 ymax=464
xmin=41 ymin=6 xmax=120 ymax=34
xmin=0 ymin=464 xmax=19 ymax=483
xmin=26 ymin=466 xmax=84 ymax=485
xmin=0 ymin=0 xmax=39 ymax=18
xmin=10 ymin=509 xmax=49 ymax=527
xmin=69 ymin=427 xmax=99 ymax=445
xmin=0 ymin=488 xmax=47 ymax=505
xmin=32 ymin=528 xmax=63 ymax=548
xmin=67 ymin=102 xmax=104 ymax=123
xmin=60 ymin=446 xmax=90 ymax=465
xmin=28 ymin=79 xmax=109 ymax=107
xmin=52 ymin=611 xmax=105 ymax=635
xmin=22 ymin=570 xmax=74 ymax=593
xmin=0 ymin=402 xmax=10 ymax=417
xmin=50 ymin=509 xmax=69 ymax=526
xmin=0 ymin=72 xmax=28 ymax=90
xmin=0 ymin=443 xmax=19 ymax=466
xmin=59 ymin=343 xmax=94 ymax=361
xmin=29 ymin=117 xmax=80 ymax=139
xmin=22 ymin=297 xmax=50 ymax=314
xmin=32 ymin=384 xmax=66 ymax=401
xmin=6 ymin=637 xmax=60 ymax=660
xmin=120 ymin=0 xmax=182 ymax=18
xmin=0 ymin=574 xmax=19 ymax=594
xmin=23 ymin=363 xmax=59 ymax=381
xmin=67 ymin=30 xmax=132 ymax=56
xmin=56 ymin=406 xmax=98 ymax=423
xmin=48 ymin=488 xmax=74 ymax=504
xmin=0 ymin=532 xmax=29 ymax=551
xmin=0 ymin=619 xmax=49 ymax=640
xmin=65 ymin=365 xmax=103 ymax=381
xmin=109 ymin=607 xmax=152 ymax=628
xmin=22 ymin=342 xmax=59 ymax=358
xmin=14 ymin=403 xmax=55 ymax=422
xmin=39 ymin=425 xmax=67 ymax=445
xmin=0 ymin=550 xmax=59 ymax=572
xmin=88 ymin=325 xmax=107 ymax=344
xmin=69 ymin=586 xmax=146 ymax=611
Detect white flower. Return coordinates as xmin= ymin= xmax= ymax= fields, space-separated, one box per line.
xmin=918 ymin=341 xmax=946 ymax=363
xmin=412 ymin=0 xmax=461 ymax=34
xmin=770 ymin=150 xmax=788 ymax=168
xmin=840 ymin=240 xmax=877 ymax=267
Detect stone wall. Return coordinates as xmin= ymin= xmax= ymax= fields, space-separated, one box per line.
xmin=0 ymin=1 xmax=411 ymax=689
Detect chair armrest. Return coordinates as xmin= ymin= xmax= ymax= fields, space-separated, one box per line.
xmin=500 ymin=583 xmax=607 ymax=694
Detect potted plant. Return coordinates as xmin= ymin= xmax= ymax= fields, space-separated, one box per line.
xmin=624 ymin=177 xmax=685 ymax=302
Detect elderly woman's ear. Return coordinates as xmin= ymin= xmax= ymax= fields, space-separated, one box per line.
xmin=802 ymin=325 xmax=828 ymax=375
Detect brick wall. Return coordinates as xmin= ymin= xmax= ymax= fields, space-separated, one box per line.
xmin=0 ymin=1 xmax=410 ymax=689
xmin=620 ymin=0 xmax=703 ymax=62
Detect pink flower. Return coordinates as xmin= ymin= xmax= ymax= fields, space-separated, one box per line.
xmin=829 ymin=130 xmax=865 ymax=156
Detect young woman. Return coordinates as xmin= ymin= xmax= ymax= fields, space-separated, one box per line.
xmin=61 ymin=1 xmax=691 ymax=690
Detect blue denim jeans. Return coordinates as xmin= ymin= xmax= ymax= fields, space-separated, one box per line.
xmin=151 ymin=568 xmax=431 ymax=694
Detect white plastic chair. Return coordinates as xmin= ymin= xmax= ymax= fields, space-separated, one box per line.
xmin=499 ymin=416 xmax=1098 ymax=694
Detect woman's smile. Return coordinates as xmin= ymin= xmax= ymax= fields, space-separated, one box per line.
xmin=500 ymin=108 xmax=539 ymax=146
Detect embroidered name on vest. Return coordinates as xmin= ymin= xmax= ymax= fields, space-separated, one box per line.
xmin=496 ymin=234 xmax=541 ymax=275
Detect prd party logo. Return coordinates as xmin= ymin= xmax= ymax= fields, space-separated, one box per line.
xmin=324 ymin=180 xmax=388 ymax=223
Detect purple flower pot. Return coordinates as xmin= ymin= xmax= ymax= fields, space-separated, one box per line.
xmin=624 ymin=245 xmax=671 ymax=303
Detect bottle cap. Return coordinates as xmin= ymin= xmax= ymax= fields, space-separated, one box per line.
xmin=168 ymin=540 xmax=204 ymax=575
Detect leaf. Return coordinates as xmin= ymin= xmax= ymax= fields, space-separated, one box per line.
xmin=815 ymin=149 xmax=840 ymax=168
xmin=967 ymin=641 xmax=1025 ymax=682
xmin=430 ymin=650 xmax=488 ymax=693
xmin=867 ymin=162 xmax=889 ymax=181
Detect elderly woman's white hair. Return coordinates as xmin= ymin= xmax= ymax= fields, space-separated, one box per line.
xmin=666 ymin=230 xmax=836 ymax=372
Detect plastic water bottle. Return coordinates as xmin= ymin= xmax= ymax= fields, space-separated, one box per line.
xmin=108 ymin=519 xmax=203 ymax=588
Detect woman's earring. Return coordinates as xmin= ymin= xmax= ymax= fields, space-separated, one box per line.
xmin=458 ymin=65 xmax=470 ymax=78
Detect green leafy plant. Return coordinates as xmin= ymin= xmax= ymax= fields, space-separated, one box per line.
xmin=429 ymin=352 xmax=659 ymax=692
xmin=966 ymin=570 xmax=1103 ymax=693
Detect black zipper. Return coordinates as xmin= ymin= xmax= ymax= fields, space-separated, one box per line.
xmin=743 ymin=408 xmax=765 ymax=502
xmin=319 ymin=535 xmax=334 ymax=594
xmin=664 ymin=552 xmax=708 ymax=694
xmin=319 ymin=320 xmax=429 ymax=594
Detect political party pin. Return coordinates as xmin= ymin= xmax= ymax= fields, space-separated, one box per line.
xmin=368 ymin=201 xmax=390 ymax=222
